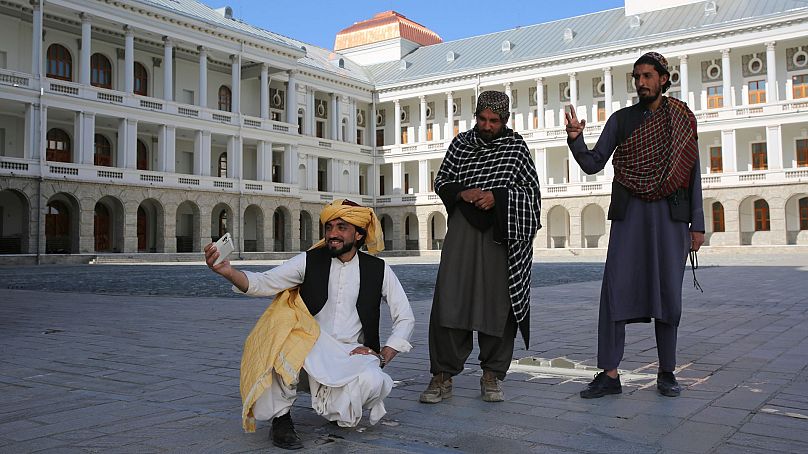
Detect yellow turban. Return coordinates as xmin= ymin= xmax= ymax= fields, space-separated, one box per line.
xmin=310 ymin=199 xmax=385 ymax=255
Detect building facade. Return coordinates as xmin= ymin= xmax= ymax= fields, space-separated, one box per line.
xmin=0 ymin=0 xmax=807 ymax=259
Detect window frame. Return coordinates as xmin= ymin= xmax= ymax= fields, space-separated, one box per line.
xmin=90 ymin=53 xmax=112 ymax=89
xmin=751 ymin=142 xmax=768 ymax=171
xmin=218 ymin=85 xmax=232 ymax=112
xmin=46 ymin=44 xmax=73 ymax=81
xmin=753 ymin=199 xmax=770 ymax=231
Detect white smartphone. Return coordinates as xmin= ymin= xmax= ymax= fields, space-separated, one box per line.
xmin=212 ymin=232 xmax=234 ymax=266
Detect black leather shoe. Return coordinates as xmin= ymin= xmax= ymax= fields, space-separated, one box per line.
xmin=657 ymin=371 xmax=681 ymax=397
xmin=580 ymin=371 xmax=622 ymax=399
xmin=270 ymin=412 xmax=303 ymax=450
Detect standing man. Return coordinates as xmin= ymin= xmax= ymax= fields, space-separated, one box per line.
xmin=565 ymin=52 xmax=705 ymax=399
xmin=420 ymin=91 xmax=541 ymax=404
xmin=205 ymin=199 xmax=415 ymax=450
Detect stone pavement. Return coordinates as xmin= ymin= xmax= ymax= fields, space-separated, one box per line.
xmin=0 ymin=253 xmax=807 ymax=453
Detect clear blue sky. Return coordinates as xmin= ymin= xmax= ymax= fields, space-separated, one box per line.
xmin=201 ymin=1 xmax=625 ymax=50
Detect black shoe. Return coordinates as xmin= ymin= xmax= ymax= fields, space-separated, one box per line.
xmin=580 ymin=371 xmax=622 ymax=399
xmin=270 ymin=412 xmax=303 ymax=450
xmin=657 ymin=371 xmax=681 ymax=397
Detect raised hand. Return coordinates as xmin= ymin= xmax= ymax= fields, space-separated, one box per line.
xmin=564 ymin=104 xmax=586 ymax=141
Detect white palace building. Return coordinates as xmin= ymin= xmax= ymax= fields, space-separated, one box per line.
xmin=0 ymin=0 xmax=807 ymax=261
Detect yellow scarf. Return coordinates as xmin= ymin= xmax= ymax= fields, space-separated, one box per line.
xmin=239 ymin=288 xmax=319 ymax=432
xmin=310 ymin=199 xmax=385 ymax=254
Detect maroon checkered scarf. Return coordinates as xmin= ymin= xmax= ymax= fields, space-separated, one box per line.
xmin=613 ymin=97 xmax=698 ymax=201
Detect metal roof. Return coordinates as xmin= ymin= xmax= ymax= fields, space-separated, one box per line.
xmin=363 ymin=0 xmax=808 ymax=86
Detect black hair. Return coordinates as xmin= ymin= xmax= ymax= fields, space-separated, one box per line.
xmin=634 ymin=55 xmax=672 ymax=93
xmin=354 ymin=225 xmax=367 ymax=249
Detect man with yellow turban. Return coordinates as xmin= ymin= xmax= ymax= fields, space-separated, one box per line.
xmin=205 ymin=199 xmax=414 ymax=450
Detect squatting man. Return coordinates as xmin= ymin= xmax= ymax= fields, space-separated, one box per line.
xmin=205 ymin=199 xmax=414 ymax=450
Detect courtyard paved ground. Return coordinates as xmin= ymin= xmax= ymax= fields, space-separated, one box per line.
xmin=0 ymin=252 xmax=807 ymax=453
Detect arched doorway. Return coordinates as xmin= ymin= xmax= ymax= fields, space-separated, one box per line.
xmin=176 ymin=201 xmax=200 ymax=253
xmin=273 ymin=207 xmax=288 ymax=251
xmin=243 ymin=204 xmax=264 ymax=252
xmin=0 ymin=189 xmax=30 ymax=254
xmin=46 ymin=193 xmax=79 ymax=254
xmin=546 ymin=205 xmax=570 ymax=248
xmin=94 ymin=196 xmax=124 ymax=252
xmin=299 ymin=210 xmax=313 ymax=250
xmin=211 ymin=203 xmax=233 ymax=243
xmin=137 ymin=198 xmax=164 ymax=253
xmin=581 ymin=204 xmax=606 ymax=248
xmin=428 ymin=212 xmax=447 ymax=250
xmin=379 ymin=214 xmax=393 ymax=250
xmin=404 ymin=214 xmax=419 ymax=250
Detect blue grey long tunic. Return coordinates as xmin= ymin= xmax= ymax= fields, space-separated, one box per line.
xmin=569 ymin=104 xmax=705 ymax=326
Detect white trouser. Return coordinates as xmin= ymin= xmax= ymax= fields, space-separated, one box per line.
xmin=252 ymin=331 xmax=393 ymax=427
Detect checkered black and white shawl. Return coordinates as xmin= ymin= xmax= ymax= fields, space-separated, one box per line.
xmin=434 ymin=126 xmax=542 ymax=323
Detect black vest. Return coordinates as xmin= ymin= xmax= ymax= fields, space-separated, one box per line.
xmin=298 ymin=248 xmax=385 ymax=352
xmin=608 ymin=103 xmax=692 ymax=223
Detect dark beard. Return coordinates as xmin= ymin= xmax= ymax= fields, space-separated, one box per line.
xmin=327 ymin=240 xmax=355 ymax=257
xmin=638 ymin=89 xmax=661 ymax=105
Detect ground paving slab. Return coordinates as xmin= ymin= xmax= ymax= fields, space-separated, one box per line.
xmin=0 ymin=253 xmax=806 ymax=453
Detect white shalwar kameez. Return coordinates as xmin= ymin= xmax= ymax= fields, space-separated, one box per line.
xmin=235 ymin=252 xmax=414 ymax=427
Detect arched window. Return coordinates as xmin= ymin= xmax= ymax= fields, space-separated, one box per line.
xmin=218 ymin=85 xmax=232 ymax=112
xmin=218 ymin=153 xmax=227 ymax=178
xmin=136 ymin=140 xmax=148 ymax=171
xmin=46 ymin=44 xmax=72 ymax=81
xmin=134 ymin=62 xmax=148 ymax=96
xmin=94 ymin=134 xmax=112 ymax=167
xmin=90 ymin=53 xmax=112 ymax=89
xmin=46 ymin=129 xmax=71 ymax=163
xmin=711 ymin=202 xmax=725 ymax=232
xmin=754 ymin=199 xmax=770 ymax=231
xmin=800 ymin=197 xmax=808 ymax=230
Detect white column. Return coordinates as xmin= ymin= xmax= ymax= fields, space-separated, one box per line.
xmin=81 ymin=113 xmax=95 ymax=165
xmin=392 ymin=162 xmax=403 ymax=194
xmin=306 ymin=88 xmax=315 ymax=135
xmin=259 ymin=64 xmax=269 ymax=119
xmin=163 ymin=37 xmax=173 ymax=101
xmin=198 ymin=47 xmax=208 ymax=108
xmin=418 ymin=159 xmax=428 ymax=194
xmin=394 ymin=99 xmax=401 ymax=145
xmin=124 ymin=26 xmax=135 ymax=93
xmin=230 ymin=55 xmax=241 ymax=114
xmin=24 ymin=104 xmax=35 ymax=159
xmin=349 ymin=98 xmax=357 ymax=143
xmin=569 ymin=72 xmax=578 ymax=111
xmin=766 ymin=42 xmax=778 ymax=102
xmin=120 ymin=119 xmax=137 ymax=169
xmin=535 ymin=78 xmax=544 ymax=129
xmin=256 ymin=140 xmax=272 ymax=181
xmin=307 ymin=155 xmax=318 ymax=190
xmin=504 ymin=82 xmax=513 ymax=129
xmin=226 ymin=136 xmax=241 ymax=178
xmin=32 ymin=1 xmax=43 ymax=77
xmin=74 ymin=112 xmax=84 ymax=164
xmin=194 ymin=130 xmax=211 ymax=176
xmin=284 ymin=144 xmax=297 ymax=184
xmin=604 ymin=67 xmax=613 ymax=118
xmin=79 ymin=14 xmax=91 ymax=85
xmin=370 ymin=99 xmax=378 ymax=147
xmin=445 ymin=92 xmax=454 ymax=139
xmin=158 ymin=125 xmax=175 ymax=173
xmin=721 ymin=49 xmax=732 ymax=107
xmin=535 ymin=148 xmax=547 ymax=185
xmin=330 ymin=93 xmax=339 ymax=140
xmin=766 ymin=124 xmax=783 ymax=170
xmin=680 ymin=55 xmax=689 ymax=104
xmin=286 ymin=70 xmax=297 ymax=126
xmin=419 ymin=95 xmax=427 ymax=142
xmin=721 ymin=129 xmax=737 ymax=172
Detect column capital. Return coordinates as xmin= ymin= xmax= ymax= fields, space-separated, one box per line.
xmin=568 ymin=72 xmax=577 ymax=78
xmin=603 ymin=67 xmax=612 ymax=74
xmin=230 ymin=54 xmax=240 ymax=63
xmin=419 ymin=95 xmax=426 ymax=102
xmin=197 ymin=45 xmax=206 ymax=54
xmin=30 ymin=0 xmax=41 ymax=9
xmin=535 ymin=76 xmax=543 ymax=83
xmin=123 ymin=25 xmax=134 ymax=36
xmin=393 ymin=98 xmax=400 ymax=106
xmin=79 ymin=13 xmax=92 ymax=23
xmin=261 ymin=62 xmax=269 ymax=71
xmin=765 ymin=41 xmax=776 ymax=51
xmin=162 ymin=36 xmax=173 ymax=47
xmin=127 ymin=118 xmax=138 ymax=126
xmin=503 ymin=81 xmax=512 ymax=89
xmin=679 ymin=54 xmax=688 ymax=64
xmin=445 ymin=91 xmax=453 ymax=98
xmin=721 ymin=48 xmax=731 ymax=58
xmin=287 ymin=69 xmax=298 ymax=77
